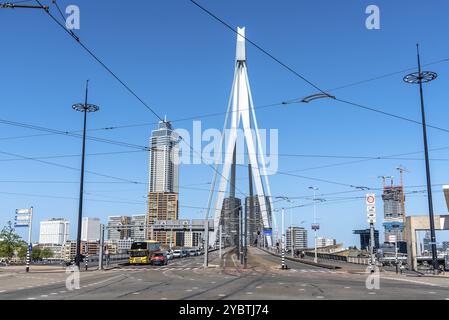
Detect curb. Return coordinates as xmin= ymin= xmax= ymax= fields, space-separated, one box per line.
xmin=259 ymin=248 xmax=341 ymax=270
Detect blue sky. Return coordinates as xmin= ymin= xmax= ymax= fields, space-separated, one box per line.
xmin=2 ymin=0 xmax=449 ymax=247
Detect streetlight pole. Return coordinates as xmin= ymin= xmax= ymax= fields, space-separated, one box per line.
xmin=403 ymin=44 xmax=439 ymax=274
xmin=73 ymin=80 xmax=100 ymax=268
xmin=309 ymin=186 xmax=319 ymax=263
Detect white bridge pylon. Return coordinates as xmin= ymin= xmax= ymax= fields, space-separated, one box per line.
xmin=211 ymin=27 xmax=274 ymax=247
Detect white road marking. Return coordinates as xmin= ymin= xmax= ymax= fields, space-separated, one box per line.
xmin=428 ymin=292 xmax=436 ymax=294
xmin=316 ymin=296 xmax=324 ymax=299
xmin=133 ymin=292 xmax=140 ymax=295
xmin=27 ymin=297 xmax=36 ymax=300
xmin=218 ymin=294 xmax=226 ymax=297
xmin=161 ymin=298 xmax=167 ymax=300
xmin=50 ymin=293 xmax=58 ymax=295
xmin=368 ymin=292 xmax=376 ymax=295
xmin=0 ymin=290 xmax=6 ymax=293
xmin=59 ymin=291 xmax=66 ymax=293
xmin=40 ymin=295 xmax=48 ymax=298
xmin=298 ymin=289 xmax=305 ymax=291
xmin=256 ymin=286 xmax=262 ymax=289
xmin=382 ymin=276 xmax=441 ymax=288
xmin=246 ymin=292 xmax=253 ymax=295
xmin=185 ymin=289 xmax=192 ymax=292
xmin=344 ymin=287 xmax=351 ymax=289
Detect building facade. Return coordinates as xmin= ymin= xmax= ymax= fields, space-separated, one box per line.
xmin=147 ymin=120 xmax=180 ymax=245
xmin=81 ymin=217 xmax=100 ymax=242
xmin=148 ymin=120 xmax=179 ymax=194
xmin=353 ymin=229 xmax=380 ymax=250
xmin=38 ymin=218 xmax=70 ymax=245
xmin=316 ymin=237 xmax=337 ymax=248
xmin=130 ymin=215 xmax=147 ymax=241
xmin=107 ymin=216 xmax=131 ymax=241
xmin=382 ymin=186 xmax=405 ymax=242
xmin=286 ymin=227 xmax=307 ymax=251
xmin=147 ymin=193 xmax=179 ymax=244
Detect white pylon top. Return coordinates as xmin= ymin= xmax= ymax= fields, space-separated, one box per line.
xmin=236 ymin=27 xmax=246 ymax=62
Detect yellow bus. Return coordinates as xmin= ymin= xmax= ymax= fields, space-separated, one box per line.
xmin=129 ymin=240 xmax=161 ymax=265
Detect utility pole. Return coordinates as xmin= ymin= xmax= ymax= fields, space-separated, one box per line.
xmin=281 ymin=208 xmax=287 ymax=269
xmin=309 ymin=187 xmax=319 ymax=263
xmin=99 ymin=224 xmax=104 ymax=270
xmin=404 ymin=44 xmax=439 ymax=274
xmin=72 ymin=80 xmax=100 ymax=268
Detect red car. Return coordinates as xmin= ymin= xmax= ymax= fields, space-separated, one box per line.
xmin=150 ymin=252 xmax=168 ymax=266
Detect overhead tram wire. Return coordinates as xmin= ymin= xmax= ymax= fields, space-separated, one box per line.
xmin=189 ymin=1 xmax=449 ymax=138
xmin=0 ymin=149 xmax=142 ymax=184
xmin=34 ymin=0 xmax=164 ymax=121
xmin=189 ymin=0 xmax=328 ymax=96
xmin=25 ymin=1 xmax=251 ymax=202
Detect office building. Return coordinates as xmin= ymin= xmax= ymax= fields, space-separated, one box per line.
xmin=130 ymin=215 xmax=147 ymax=241
xmin=147 ymin=120 xmax=180 ymax=244
xmin=38 ymin=218 xmax=70 ymax=245
xmin=148 ymin=120 xmax=179 ymax=194
xmin=62 ymin=240 xmax=99 ymax=261
xmin=147 ymin=193 xmax=179 ymax=243
xmin=286 ymin=227 xmax=307 ymax=251
xmin=107 ymin=216 xmax=131 ymax=241
xmin=316 ymin=237 xmax=337 ymax=248
xmin=81 ymin=217 xmax=100 ymax=241
xmin=353 ymin=229 xmax=380 ymax=250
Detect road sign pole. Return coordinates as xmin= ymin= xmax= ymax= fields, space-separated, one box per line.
xmin=370 ymin=222 xmax=375 ymax=271
xmin=395 ymin=240 xmax=399 ymax=274
xmin=25 ymin=207 xmax=33 ymax=273
xmin=99 ymin=224 xmax=104 ymax=270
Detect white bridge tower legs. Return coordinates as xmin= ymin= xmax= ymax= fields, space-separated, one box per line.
xmin=212 ymin=27 xmax=274 ymax=248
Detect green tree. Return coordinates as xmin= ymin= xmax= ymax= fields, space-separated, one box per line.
xmin=31 ymin=246 xmax=41 ymax=261
xmin=17 ymin=241 xmax=28 ymax=260
xmin=41 ymin=248 xmax=54 ymax=259
xmin=0 ymin=221 xmax=23 ymax=258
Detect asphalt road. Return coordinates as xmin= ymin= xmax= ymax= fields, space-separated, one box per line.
xmin=1 ymin=248 xmax=449 ymax=300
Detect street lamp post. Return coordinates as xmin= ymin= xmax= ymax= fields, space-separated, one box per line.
xmin=309 ymin=186 xmax=319 ymax=263
xmin=403 ymin=44 xmax=439 ymax=274
xmin=73 ymin=80 xmax=100 ymax=268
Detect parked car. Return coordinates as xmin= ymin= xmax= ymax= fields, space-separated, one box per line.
xmin=172 ymin=249 xmax=182 ymax=258
xmin=181 ymin=249 xmax=188 ymax=258
xmin=150 ymin=252 xmax=168 ymax=266
xmin=165 ymin=251 xmax=173 ymax=260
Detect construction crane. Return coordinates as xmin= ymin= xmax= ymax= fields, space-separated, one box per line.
xmin=378 ymin=176 xmax=394 ymax=188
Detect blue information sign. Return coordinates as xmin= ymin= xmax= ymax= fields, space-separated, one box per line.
xmin=263 ymin=228 xmax=273 ymax=236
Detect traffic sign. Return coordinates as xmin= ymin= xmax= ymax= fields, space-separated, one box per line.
xmin=366 ymin=194 xmax=376 ymax=205
xmin=263 ymin=228 xmax=273 ymax=236
xmin=16 ymin=208 xmax=31 ymax=214
xmin=388 ymin=235 xmax=397 ymax=243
